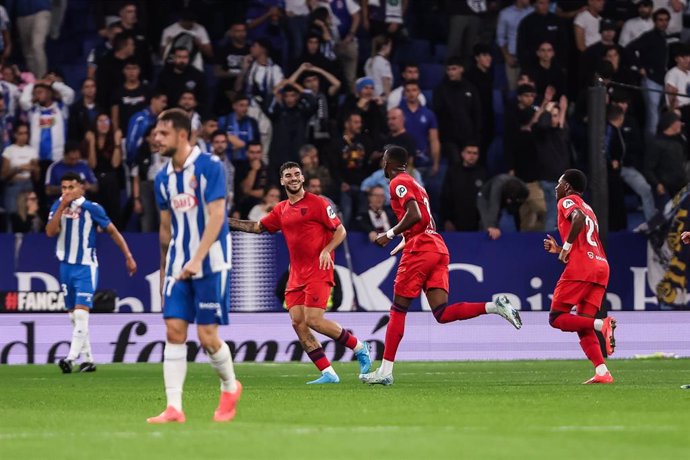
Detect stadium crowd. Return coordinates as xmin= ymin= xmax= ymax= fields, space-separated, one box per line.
xmin=1 ymin=0 xmax=690 ymax=237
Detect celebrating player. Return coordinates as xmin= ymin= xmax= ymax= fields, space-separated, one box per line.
xmin=46 ymin=172 xmax=137 ymax=374
xmin=543 ymin=169 xmax=616 ymax=384
xmin=229 ymin=161 xmax=371 ymax=384
xmin=360 ymin=146 xmax=522 ymax=386
xmin=147 ymin=109 xmax=241 ymax=424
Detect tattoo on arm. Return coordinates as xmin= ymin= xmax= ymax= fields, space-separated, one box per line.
xmin=228 ymin=217 xmax=264 ymax=234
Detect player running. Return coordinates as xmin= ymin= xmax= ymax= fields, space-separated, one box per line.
xmin=543 ymin=169 xmax=616 ymax=384
xmin=360 ymin=146 xmax=522 ymax=386
xmin=147 ymin=109 xmax=241 ymax=424
xmin=229 ymin=161 xmax=371 ymax=384
xmin=46 ymin=172 xmax=137 ymax=374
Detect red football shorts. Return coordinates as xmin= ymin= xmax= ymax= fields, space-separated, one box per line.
xmin=551 ymin=279 xmax=606 ymax=316
xmin=394 ymin=251 xmax=449 ymax=298
xmin=285 ymin=282 xmax=332 ymax=309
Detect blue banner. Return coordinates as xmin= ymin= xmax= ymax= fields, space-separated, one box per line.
xmin=0 ymin=231 xmax=668 ymax=312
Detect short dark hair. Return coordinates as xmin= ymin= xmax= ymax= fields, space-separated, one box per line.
xmin=403 ymin=79 xmax=420 ymax=89
xmin=247 ymin=140 xmax=262 ymax=151
xmin=401 ymin=63 xmax=419 ymax=73
xmin=279 ymin=161 xmax=301 ymax=177
xmin=233 ymin=94 xmax=249 ymax=104
xmin=14 ymin=121 xmax=30 ymax=132
xmin=445 ymin=56 xmax=464 ymax=67
xmin=123 ymin=58 xmax=140 ymax=68
xmin=61 ymin=172 xmax=85 ymax=184
xmin=157 ymin=108 xmax=192 ymax=135
xmin=210 ymin=130 xmax=227 ymax=141
xmin=113 ymin=32 xmax=133 ymax=51
xmin=384 ymin=144 xmax=409 ymax=164
xmin=173 ymin=46 xmax=190 ymax=55
xmin=653 ymin=8 xmax=670 ymax=21
xmin=64 ymin=140 xmax=82 ymax=154
xmin=563 ymin=169 xmax=587 ymax=193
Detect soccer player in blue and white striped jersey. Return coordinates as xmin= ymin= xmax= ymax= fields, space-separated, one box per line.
xmin=46 ymin=172 xmax=137 ymax=373
xmin=146 ymin=109 xmax=241 ymax=424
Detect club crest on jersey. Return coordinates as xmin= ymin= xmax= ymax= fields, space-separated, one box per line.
xmin=326 ymin=205 xmax=336 ymax=219
xmin=301 ymin=208 xmax=308 ymax=216
xmin=62 ymin=207 xmax=81 ymax=219
xmin=562 ymin=199 xmax=575 ymax=209
xmin=395 ymin=185 xmax=408 ymax=198
xmin=189 ymin=175 xmax=198 ymax=189
xmin=171 ymin=193 xmax=198 ymax=212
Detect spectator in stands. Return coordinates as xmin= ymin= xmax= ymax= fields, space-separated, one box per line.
xmin=235 ymin=38 xmax=284 ymax=104
xmin=248 ymin=185 xmax=282 ymax=221
xmin=0 ymin=65 xmax=21 ymax=125
xmin=285 ymin=0 xmax=311 ymax=62
xmin=433 ymin=58 xmax=479 ymax=174
xmin=627 ymin=8 xmax=670 ymax=137
xmin=383 ymin=107 xmax=417 ymax=162
xmin=218 ymin=94 xmax=260 ymax=164
xmin=11 ymin=191 xmax=43 ymax=233
xmin=297 ymin=31 xmax=340 ymax=77
xmin=45 ymin=141 xmax=98 ymax=203
xmin=110 ymin=59 xmax=150 ymax=133
xmin=533 ymin=96 xmax=571 ymax=231
xmin=387 ymin=64 xmax=426 ymax=111
xmin=235 ymin=141 xmax=270 ymax=218
xmin=441 ymin=142 xmax=486 ymax=232
xmin=517 ymin=0 xmax=568 ymax=69
xmin=322 ymin=0 xmax=361 ymax=94
xmin=246 ymin=0 xmax=287 ymax=62
xmin=574 ymin=0 xmax=604 ymax=52
xmin=609 ymin=89 xmax=656 ymax=223
xmin=618 ymin=0 xmax=653 ymax=47
xmin=1 ymin=123 xmax=38 ymax=231
xmin=125 ymin=92 xmax=167 ymax=164
xmin=496 ymin=0 xmax=533 ymax=91
xmin=196 ymin=116 xmax=217 ymax=153
xmin=606 ymin=105 xmax=631 ymax=231
xmin=84 ymin=113 xmax=123 ymax=228
xmin=364 ymin=35 xmax=393 ymax=100
xmin=477 ymin=173 xmax=529 ymax=240
xmin=331 ymin=111 xmax=375 ymax=226
xmin=209 ymin=129 xmax=235 ymax=212
xmin=361 ymin=0 xmax=407 ymax=42
xmin=156 ymin=47 xmax=208 ymax=115
xmin=645 ymin=110 xmax=689 ymax=201
xmin=177 ymin=91 xmax=201 ymax=135
xmin=665 ymin=43 xmax=690 ymax=137
xmin=131 ymin=125 xmax=167 ymax=232
xmin=87 ymin=22 xmax=123 ymax=79
xmin=1 ymin=63 xmax=32 ymax=91
xmin=20 ymin=75 xmax=75 ymax=168
xmin=68 ymin=78 xmax=101 ymax=143
xmin=8 ymin=0 xmax=51 ymax=77
xmin=341 ymin=77 xmax=386 ymax=147
xmin=214 ymin=21 xmax=250 ymax=114
xmin=266 ymin=81 xmax=317 ymax=175
xmin=0 ymin=4 xmax=11 ymax=66
xmin=95 ymin=32 xmax=135 ymax=109
xmin=446 ymin=0 xmax=482 ymax=64
xmin=160 ymin=7 xmax=213 ymax=72
xmin=353 ymin=185 xmax=396 ymax=242
xmin=306 ymin=7 xmax=337 ymax=63
xmin=465 ymin=44 xmax=495 ymax=157
xmin=603 ymin=45 xmax=638 ymax=87
xmin=300 ymin=143 xmax=335 ymax=200
xmin=654 ymin=0 xmax=685 ymax=41
xmin=305 ymin=175 xmax=323 ymax=195
xmin=110 ymin=1 xmax=152 ymax=80
xmin=527 ymin=41 xmax=566 ymax=99
xmin=580 ymin=19 xmax=622 ymax=88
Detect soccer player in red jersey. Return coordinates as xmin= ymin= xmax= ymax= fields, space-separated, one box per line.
xmin=229 ymin=161 xmax=371 ymax=384
xmin=543 ymin=169 xmax=616 ymax=384
xmin=360 ymin=146 xmax=522 ymax=385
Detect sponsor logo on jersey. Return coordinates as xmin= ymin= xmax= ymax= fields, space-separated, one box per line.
xmin=395 ymin=185 xmax=408 ymax=198
xmin=62 ymin=207 xmax=81 ymax=219
xmin=327 ymin=205 xmax=336 ymax=219
xmin=587 ymin=251 xmax=594 ymax=259
xmin=563 ymin=199 xmax=575 ymax=209
xmin=171 ymin=193 xmax=198 ymax=212
xmin=199 ymin=302 xmax=220 ymax=310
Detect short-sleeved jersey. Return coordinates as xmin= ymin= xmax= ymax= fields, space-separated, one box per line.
xmin=389 ymin=172 xmax=448 ymax=255
xmin=260 ymin=192 xmax=341 ymax=287
xmin=154 ymin=147 xmax=231 ymax=279
xmin=557 ymin=194 xmax=609 ymax=286
xmin=49 ymin=197 xmax=111 ymax=266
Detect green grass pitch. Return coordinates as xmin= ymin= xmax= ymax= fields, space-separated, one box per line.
xmin=1 ymin=360 xmax=689 ymax=460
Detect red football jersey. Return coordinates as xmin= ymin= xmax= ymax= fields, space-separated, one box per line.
xmin=389 ymin=173 xmax=448 ymax=254
xmin=557 ymin=194 xmax=610 ymax=286
xmin=261 ymin=192 xmax=341 ymax=287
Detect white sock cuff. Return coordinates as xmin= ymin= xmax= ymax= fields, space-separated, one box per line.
xmin=209 ymin=341 xmax=231 ymax=364
xmin=164 ymin=342 xmax=187 ymax=360
xmin=73 ymin=309 xmax=89 ymax=322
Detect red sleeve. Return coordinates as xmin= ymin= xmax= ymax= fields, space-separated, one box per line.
xmin=559 ymin=197 xmax=580 ymax=221
xmin=316 ymin=197 xmax=341 ymax=231
xmin=260 ymin=202 xmax=283 ymax=233
xmin=391 ymin=175 xmax=416 ymax=209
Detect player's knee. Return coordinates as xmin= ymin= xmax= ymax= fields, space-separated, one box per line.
xmin=549 ymin=311 xmax=563 ymax=329
xmin=166 ymin=329 xmax=187 ymax=344
xmin=305 ymin=316 xmax=321 ymax=330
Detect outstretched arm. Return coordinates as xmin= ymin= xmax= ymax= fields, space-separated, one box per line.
xmin=105 ymin=223 xmax=137 ymax=275
xmin=229 ymin=217 xmax=265 ymax=234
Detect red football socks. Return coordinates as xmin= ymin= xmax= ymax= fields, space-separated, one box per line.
xmin=578 ymin=329 xmax=605 ymax=367
xmin=306 ymin=347 xmax=331 ymax=371
xmin=432 ymin=302 xmax=486 ymax=323
xmin=383 ymin=304 xmax=408 ymax=362
xmin=336 ymin=328 xmax=358 ymax=350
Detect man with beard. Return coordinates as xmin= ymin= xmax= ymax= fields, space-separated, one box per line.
xmin=156 ymin=47 xmax=208 ymax=115
xmin=147 ymin=109 xmax=241 ymax=424
xmin=229 ymin=161 xmax=372 ymax=384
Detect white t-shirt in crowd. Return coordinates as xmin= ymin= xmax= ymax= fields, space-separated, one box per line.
xmin=160 ymin=22 xmax=211 ymax=71
xmin=387 ymin=86 xmax=427 ymax=110
xmin=618 ymin=17 xmax=653 ymax=47
xmin=665 ymin=66 xmax=690 ymax=108
xmin=574 ymin=9 xmax=602 ymax=48
xmin=2 ymin=144 xmax=37 ymax=181
xmin=285 ymin=0 xmax=310 ymax=16
xmin=365 ymin=55 xmax=393 ymax=97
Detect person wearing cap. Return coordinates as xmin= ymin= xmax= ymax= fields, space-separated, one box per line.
xmin=574 ymin=0 xmax=604 ymax=52
xmin=645 ymin=110 xmax=689 ymax=201
xmin=341 ymin=76 xmax=386 ymax=145
xmin=664 ymin=44 xmax=690 ymax=131
xmin=496 ymin=0 xmax=533 ymax=91
xmin=618 ymin=0 xmax=654 ymax=47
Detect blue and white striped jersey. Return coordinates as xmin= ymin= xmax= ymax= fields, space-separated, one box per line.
xmin=154 ymin=147 xmax=231 ymax=278
xmin=49 ymin=197 xmax=112 ymax=266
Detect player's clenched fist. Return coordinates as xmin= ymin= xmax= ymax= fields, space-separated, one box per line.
xmin=375 ymin=232 xmax=391 ymax=247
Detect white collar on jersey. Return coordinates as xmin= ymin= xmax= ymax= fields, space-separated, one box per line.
xmin=67 ymin=196 xmax=85 ymax=210
xmin=166 ymin=146 xmax=201 ymax=175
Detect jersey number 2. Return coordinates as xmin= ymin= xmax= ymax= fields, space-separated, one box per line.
xmin=585 ymin=216 xmax=598 ymax=247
